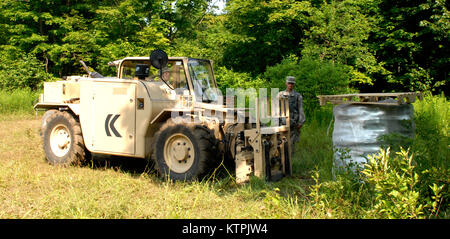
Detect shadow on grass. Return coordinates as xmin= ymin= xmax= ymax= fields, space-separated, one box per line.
xmin=83 ymin=154 xmax=235 ymax=183
xmin=84 ymin=154 xmax=155 ymax=177
xmin=82 ymin=153 xmax=313 ymax=200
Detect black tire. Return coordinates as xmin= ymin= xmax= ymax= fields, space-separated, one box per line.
xmin=192 ymin=125 xmax=220 ymax=171
xmin=42 ymin=111 xmax=86 ymax=166
xmin=40 ymin=109 xmax=57 ymax=137
xmin=151 ymin=121 xmax=216 ymax=181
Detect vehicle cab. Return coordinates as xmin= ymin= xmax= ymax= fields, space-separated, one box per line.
xmin=109 ymin=57 xmax=220 ymax=104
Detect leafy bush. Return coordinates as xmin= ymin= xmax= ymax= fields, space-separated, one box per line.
xmin=0 ymin=49 xmax=54 ymax=90
xmin=214 ymin=66 xmax=268 ymax=112
xmin=214 ymin=66 xmax=267 ymax=93
xmin=362 ymin=148 xmax=426 ymax=218
xmin=264 ymin=57 xmax=353 ymax=113
xmin=311 ymin=171 xmax=373 ymax=218
xmin=309 ymin=147 xmax=446 ymax=219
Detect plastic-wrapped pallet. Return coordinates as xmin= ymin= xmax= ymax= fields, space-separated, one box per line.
xmin=332 ymin=99 xmax=415 ymax=171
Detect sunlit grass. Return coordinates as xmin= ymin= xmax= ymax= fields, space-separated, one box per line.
xmin=0 ymin=116 xmax=316 ymax=218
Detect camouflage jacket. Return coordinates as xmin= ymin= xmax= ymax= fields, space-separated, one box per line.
xmin=278 ymin=90 xmax=305 ymax=127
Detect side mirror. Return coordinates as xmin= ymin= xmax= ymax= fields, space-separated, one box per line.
xmin=149 ymin=49 xmax=173 ymax=89
xmin=150 ymin=49 xmax=168 ymax=70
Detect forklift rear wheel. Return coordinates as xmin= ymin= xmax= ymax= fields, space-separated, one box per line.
xmin=42 ymin=111 xmax=86 ymax=166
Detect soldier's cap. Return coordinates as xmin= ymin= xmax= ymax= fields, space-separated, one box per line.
xmin=286 ymin=76 xmax=296 ymax=84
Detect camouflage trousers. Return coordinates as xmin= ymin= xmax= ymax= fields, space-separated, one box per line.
xmin=290 ymin=127 xmax=301 ymax=155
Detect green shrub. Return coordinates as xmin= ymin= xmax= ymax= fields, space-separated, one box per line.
xmin=264 ymin=57 xmax=354 ymax=113
xmin=0 ymin=49 xmax=54 ymax=91
xmin=214 ymin=66 xmax=267 ymax=93
xmin=362 ymin=148 xmax=426 ymax=219
xmin=309 ymin=147 xmax=447 ymax=219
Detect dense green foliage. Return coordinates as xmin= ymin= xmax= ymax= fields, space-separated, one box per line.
xmin=0 ymin=0 xmax=447 ymax=95
xmin=264 ymin=57 xmax=354 ymax=111
xmin=0 ymin=52 xmax=55 ymax=90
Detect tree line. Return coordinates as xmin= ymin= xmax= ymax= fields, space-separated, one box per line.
xmin=0 ymin=0 xmax=448 ymax=103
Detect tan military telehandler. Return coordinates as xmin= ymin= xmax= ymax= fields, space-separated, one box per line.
xmin=34 ymin=50 xmax=292 ymax=183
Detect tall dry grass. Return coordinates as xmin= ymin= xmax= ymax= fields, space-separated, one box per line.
xmin=0 ymin=117 xmax=315 ymax=218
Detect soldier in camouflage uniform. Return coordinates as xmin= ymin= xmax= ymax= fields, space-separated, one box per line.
xmin=278 ymin=76 xmax=305 ymax=153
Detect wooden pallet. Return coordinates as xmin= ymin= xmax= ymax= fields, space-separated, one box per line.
xmin=317 ymin=92 xmax=423 ymax=106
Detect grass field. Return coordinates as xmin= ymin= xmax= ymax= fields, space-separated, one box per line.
xmin=0 ymin=90 xmax=448 ymax=219
xmin=0 ymin=115 xmax=320 ymax=219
